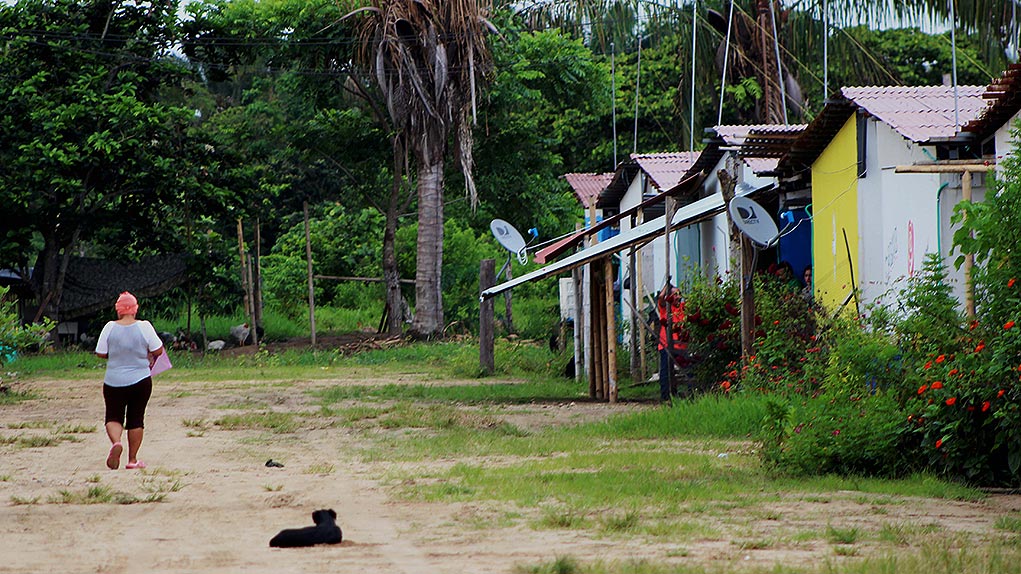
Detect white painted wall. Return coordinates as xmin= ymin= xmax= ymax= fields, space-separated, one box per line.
xmin=857 ymin=119 xmax=980 ymax=312
xmin=995 ymin=110 xmax=1021 ymax=168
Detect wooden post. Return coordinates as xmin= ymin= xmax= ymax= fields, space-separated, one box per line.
xmin=572 ymin=266 xmax=583 ymax=383
xmin=236 ymin=219 xmax=249 ymax=318
xmin=480 ymin=259 xmax=496 ymax=374
xmin=503 ymin=266 xmax=514 ymax=335
xmin=604 ymin=257 xmax=618 ymax=403
xmin=662 ymin=196 xmax=674 ymax=394
xmin=591 ymin=264 xmax=604 ymax=400
xmin=740 ymin=235 xmax=756 ymax=358
xmin=636 ymin=209 xmax=646 ymax=380
xmin=253 ymin=218 xmax=263 ymax=345
xmin=961 ymin=170 xmax=975 ymax=317
xmin=628 ymin=216 xmax=640 ymax=384
xmin=303 ymin=202 xmax=317 ymax=347
xmin=246 ymin=253 xmax=257 ymax=346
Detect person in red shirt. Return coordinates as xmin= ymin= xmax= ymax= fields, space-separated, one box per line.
xmin=657 ymin=283 xmax=689 ymax=402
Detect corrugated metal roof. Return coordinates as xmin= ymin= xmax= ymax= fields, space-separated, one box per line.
xmin=631 ymin=152 xmax=700 ymax=191
xmin=842 ymin=85 xmax=988 ymax=142
xmin=714 ymin=124 xmax=807 ymax=146
xmin=564 ymin=172 xmax=613 ymax=209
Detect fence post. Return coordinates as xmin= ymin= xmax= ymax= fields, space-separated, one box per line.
xmin=480 ymin=259 xmax=495 ymax=374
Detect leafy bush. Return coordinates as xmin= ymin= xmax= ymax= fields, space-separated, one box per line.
xmin=0 ymin=286 xmax=53 ymax=369
xmin=680 ymin=272 xmax=741 ymax=388
xmin=761 ymin=316 xmax=912 ymax=477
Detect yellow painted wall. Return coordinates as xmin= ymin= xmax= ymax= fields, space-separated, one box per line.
xmin=811 ymin=116 xmax=859 ymax=311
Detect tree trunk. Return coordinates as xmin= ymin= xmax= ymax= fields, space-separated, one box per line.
xmin=382 ymin=185 xmax=404 ymax=336
xmin=411 ymin=158 xmax=445 ymax=339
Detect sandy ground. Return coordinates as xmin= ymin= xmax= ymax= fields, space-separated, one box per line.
xmin=1 ymin=374 xmax=1020 ymax=574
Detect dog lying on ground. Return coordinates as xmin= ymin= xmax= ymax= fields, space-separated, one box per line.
xmin=269 ymin=509 xmax=342 ymax=548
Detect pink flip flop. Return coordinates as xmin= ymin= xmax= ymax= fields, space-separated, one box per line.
xmin=106 ymin=442 xmax=123 ymax=470
xmin=125 ymin=461 xmax=146 ymax=470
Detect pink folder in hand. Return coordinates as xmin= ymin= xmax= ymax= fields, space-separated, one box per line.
xmin=150 ymin=351 xmax=173 ymax=376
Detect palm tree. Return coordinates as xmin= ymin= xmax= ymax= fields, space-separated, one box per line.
xmin=350 ymin=0 xmax=494 ymax=338
xmin=508 ymin=0 xmax=1016 ymax=126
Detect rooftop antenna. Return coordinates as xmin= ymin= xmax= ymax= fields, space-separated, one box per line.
xmin=823 ymin=0 xmax=828 ymax=98
xmin=950 ymin=0 xmax=960 ymax=130
xmin=633 ymin=33 xmax=642 ymax=153
xmin=611 ymin=42 xmax=618 ymax=168
xmin=769 ymin=1 xmax=788 ymax=125
xmin=689 ymin=0 xmax=698 ymax=151
xmin=717 ymin=0 xmax=736 ymax=126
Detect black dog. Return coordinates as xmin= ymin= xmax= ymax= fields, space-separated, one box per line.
xmin=269 ymin=509 xmax=343 ymax=548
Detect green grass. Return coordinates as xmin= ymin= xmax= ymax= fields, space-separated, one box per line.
xmin=17 ymin=435 xmax=62 ymax=448
xmin=588 ymin=393 xmax=770 ymax=439
xmin=827 ymin=525 xmax=861 ymax=544
xmin=0 ymin=388 xmax=39 ymax=404
xmin=213 ymin=411 xmax=299 ymax=433
xmin=54 ymin=423 xmax=95 ymax=434
xmin=996 ymin=515 xmax=1021 ymax=533
xmin=513 ymin=541 xmax=1021 ymax=573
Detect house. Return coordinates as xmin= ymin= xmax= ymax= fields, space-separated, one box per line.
xmin=773 ymin=84 xmax=1004 ymax=313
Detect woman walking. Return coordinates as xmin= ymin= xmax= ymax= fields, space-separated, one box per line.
xmin=94 ymin=292 xmax=163 ymax=469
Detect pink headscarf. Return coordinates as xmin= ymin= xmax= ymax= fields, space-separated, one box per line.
xmin=115 ymin=292 xmax=138 ymax=316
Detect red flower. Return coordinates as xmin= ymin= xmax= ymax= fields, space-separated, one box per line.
xmin=969 ymin=321 xmax=979 ymax=331
xmin=924 ymin=361 xmax=933 ymax=370
xmin=946 ymin=397 xmax=957 ymax=406
xmin=832 ymin=429 xmax=841 ymax=436
xmin=719 ymin=320 xmax=733 ymax=329
xmin=949 ymin=369 xmax=959 ymax=376
xmin=998 ymin=389 xmax=1006 ymax=398
xmin=935 ymin=354 xmax=945 ymax=363
xmin=982 ymin=401 xmax=990 ymax=412
xmin=931 ymin=381 xmax=943 ymax=390
xmin=721 ymin=380 xmax=731 ymax=392
xmin=935 ymin=439 xmax=943 ymax=449
xmin=1005 ymin=321 xmax=1015 ymax=330
xmin=975 ymin=342 xmax=986 ymax=353
xmin=1009 ymin=278 xmax=1017 ymax=288
xmin=918 ymin=384 xmax=929 ymax=395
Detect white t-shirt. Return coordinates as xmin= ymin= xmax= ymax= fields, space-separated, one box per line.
xmin=95 ymin=320 xmax=164 ymax=387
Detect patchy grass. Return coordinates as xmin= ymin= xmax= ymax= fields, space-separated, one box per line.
xmin=7 ymin=420 xmax=51 ymax=429
xmin=304 ymin=463 xmax=335 ymax=475
xmin=213 ymin=412 xmax=298 ymax=433
xmin=995 ymin=515 xmax=1021 ymax=533
xmin=54 ymin=423 xmax=95 ymax=434
xmin=17 ymin=435 xmax=62 ymax=448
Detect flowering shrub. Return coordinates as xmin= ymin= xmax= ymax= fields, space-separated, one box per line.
xmin=680 ymin=272 xmax=741 ymax=388
xmin=761 ymin=314 xmax=912 ymax=476
xmin=738 ymin=275 xmax=819 ymax=396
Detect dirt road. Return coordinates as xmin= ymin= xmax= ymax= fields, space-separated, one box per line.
xmin=1 ymin=375 xmax=1019 ymax=574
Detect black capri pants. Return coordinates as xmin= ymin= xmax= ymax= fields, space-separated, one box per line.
xmin=103 ymin=377 xmax=153 ymax=430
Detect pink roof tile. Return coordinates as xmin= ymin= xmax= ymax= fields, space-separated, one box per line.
xmin=630 ymin=152 xmax=700 ymax=191
xmin=841 ymin=85 xmax=990 ymax=142
xmin=741 ymin=157 xmax=780 ymax=173
xmin=564 ymin=172 xmax=613 ymax=209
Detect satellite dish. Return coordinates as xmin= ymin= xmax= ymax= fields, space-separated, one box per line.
xmin=729 ymin=197 xmax=779 ymax=247
xmin=490 ymin=219 xmax=529 ymax=265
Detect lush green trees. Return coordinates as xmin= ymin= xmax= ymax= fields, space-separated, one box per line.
xmin=0 ymin=0 xmax=209 ymax=321
xmin=349 ymin=0 xmax=496 ymax=339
